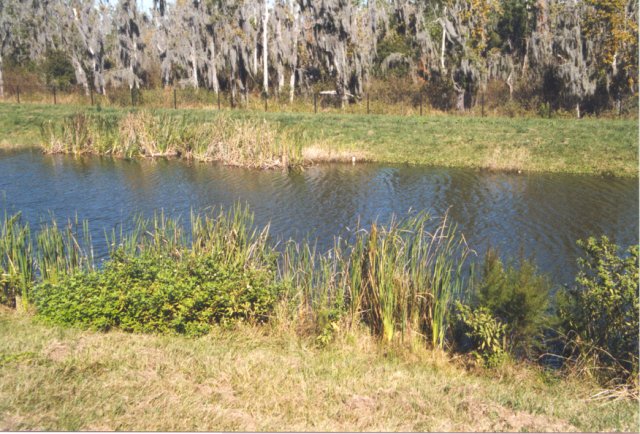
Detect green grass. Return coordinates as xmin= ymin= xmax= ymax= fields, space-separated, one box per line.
xmin=0 ymin=102 xmax=637 ymax=176
xmin=0 ymin=309 xmax=637 ymax=431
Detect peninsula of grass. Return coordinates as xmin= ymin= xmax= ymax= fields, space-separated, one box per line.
xmin=0 ymin=102 xmax=637 ymax=176
xmin=1 ymin=309 xmax=637 ymax=432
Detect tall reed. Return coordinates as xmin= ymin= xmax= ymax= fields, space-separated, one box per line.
xmin=279 ymin=211 xmax=473 ymax=348
xmin=37 ymin=216 xmax=94 ymax=283
xmin=0 ymin=213 xmax=34 ymax=309
xmin=41 ymin=111 xmax=302 ymax=169
xmin=2 ymin=205 xmax=472 ymax=349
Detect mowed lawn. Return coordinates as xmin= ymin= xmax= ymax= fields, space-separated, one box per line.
xmin=0 ymin=102 xmax=637 ymax=176
xmin=0 ymin=310 xmax=637 ymax=431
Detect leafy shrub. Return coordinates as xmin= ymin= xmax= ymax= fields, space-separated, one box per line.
xmin=558 ymin=236 xmax=639 ymax=385
xmin=472 ymin=250 xmax=553 ymax=357
xmin=455 ymin=301 xmax=507 ymax=367
xmin=33 ymin=250 xmax=281 ymax=336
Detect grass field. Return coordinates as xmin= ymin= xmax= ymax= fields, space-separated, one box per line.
xmin=0 ymin=309 xmax=637 ymax=431
xmin=0 ymin=103 xmax=637 ymax=176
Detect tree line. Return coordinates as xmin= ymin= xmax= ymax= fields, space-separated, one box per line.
xmin=0 ymin=0 xmax=637 ymax=116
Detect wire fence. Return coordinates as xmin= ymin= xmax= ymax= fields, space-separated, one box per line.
xmin=0 ymin=83 xmax=632 ymax=118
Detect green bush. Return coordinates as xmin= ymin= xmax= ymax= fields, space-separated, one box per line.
xmin=472 ymin=250 xmax=553 ymax=357
xmin=33 ymin=250 xmax=281 ymax=336
xmin=455 ymin=301 xmax=507 ymax=367
xmin=559 ymin=236 xmax=639 ymax=385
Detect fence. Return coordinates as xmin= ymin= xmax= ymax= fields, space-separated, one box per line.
xmin=0 ymin=83 xmax=631 ymax=118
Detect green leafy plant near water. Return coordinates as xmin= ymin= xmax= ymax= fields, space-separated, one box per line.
xmin=1 ymin=206 xmax=638 ymax=388
xmin=34 ymin=252 xmax=280 ymax=335
xmin=559 ymin=236 xmax=639 ymax=386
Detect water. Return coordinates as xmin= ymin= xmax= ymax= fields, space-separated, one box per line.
xmin=1 ymin=149 xmax=637 ymax=286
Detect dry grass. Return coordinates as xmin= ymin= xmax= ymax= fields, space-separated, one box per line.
xmin=0 ymin=309 xmax=637 ymax=432
xmin=1 ymin=103 xmax=637 ymax=176
xmin=301 ymin=144 xmax=369 ymax=164
xmin=483 ymin=146 xmax=531 ymax=173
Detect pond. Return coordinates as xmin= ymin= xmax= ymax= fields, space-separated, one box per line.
xmin=1 ymin=149 xmax=637 ymax=286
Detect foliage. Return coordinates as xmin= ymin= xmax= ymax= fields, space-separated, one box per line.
xmin=558 ymin=236 xmax=639 ymax=385
xmin=472 ymin=249 xmax=553 ymax=357
xmin=455 ymin=301 xmax=507 ymax=367
xmin=0 ymin=213 xmax=34 ymax=309
xmin=41 ymin=50 xmax=76 ymax=90
xmin=34 ymin=251 xmax=280 ymax=336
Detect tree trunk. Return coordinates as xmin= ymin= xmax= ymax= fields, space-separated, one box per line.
xmin=276 ymin=19 xmax=284 ymax=95
xmin=0 ymin=53 xmax=4 ymax=99
xmin=263 ymin=1 xmax=269 ymax=95
xmin=522 ymin=39 xmax=529 ymax=75
xmin=289 ymin=1 xmax=299 ymax=103
xmin=71 ymin=55 xmax=90 ymax=95
xmin=454 ymin=83 xmax=465 ymax=111
xmin=209 ymin=36 xmax=219 ymax=94
xmin=191 ymin=45 xmax=199 ymax=89
xmin=440 ymin=18 xmax=446 ymax=72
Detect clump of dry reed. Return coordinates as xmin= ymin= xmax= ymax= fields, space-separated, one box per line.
xmin=41 ymin=112 xmax=302 ymax=169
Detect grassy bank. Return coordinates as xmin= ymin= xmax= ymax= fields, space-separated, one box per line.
xmin=0 ymin=103 xmax=637 ymax=176
xmin=1 ymin=309 xmax=637 ymax=431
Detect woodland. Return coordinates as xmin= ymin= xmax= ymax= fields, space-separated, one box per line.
xmin=0 ymin=0 xmax=637 ymax=116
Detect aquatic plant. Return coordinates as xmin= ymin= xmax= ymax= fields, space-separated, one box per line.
xmin=280 ymin=211 xmax=472 ymax=348
xmin=0 ymin=213 xmax=34 ymax=309
xmin=40 ymin=111 xmax=303 ymax=169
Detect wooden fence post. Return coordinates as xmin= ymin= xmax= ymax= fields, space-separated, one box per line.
xmin=173 ymin=88 xmax=177 ymax=109
xmin=53 ymin=86 xmax=57 ymax=105
xmin=314 ymin=93 xmax=317 ymax=114
xmin=90 ymin=86 xmax=94 ymax=106
xmin=367 ymin=93 xmax=370 ymax=114
xmin=481 ymin=92 xmax=485 ymax=117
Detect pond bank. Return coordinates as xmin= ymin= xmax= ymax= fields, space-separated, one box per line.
xmin=0 ymin=103 xmax=637 ymax=176
xmin=0 ymin=309 xmax=637 ymax=431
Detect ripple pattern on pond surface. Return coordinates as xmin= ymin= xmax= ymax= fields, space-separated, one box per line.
xmin=1 ymin=149 xmax=637 ymax=285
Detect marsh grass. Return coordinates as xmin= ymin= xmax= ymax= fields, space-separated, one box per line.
xmin=0 ymin=213 xmax=34 ymax=309
xmin=1 ymin=205 xmax=472 ymax=352
xmin=278 ymin=212 xmax=472 ymax=348
xmin=41 ymin=111 xmax=303 ymax=169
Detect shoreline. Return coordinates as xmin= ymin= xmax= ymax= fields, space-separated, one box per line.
xmin=0 ymin=103 xmax=637 ymax=177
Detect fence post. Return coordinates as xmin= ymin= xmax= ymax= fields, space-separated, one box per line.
xmin=217 ymin=91 xmax=221 ymax=110
xmin=16 ymin=86 xmax=20 ymax=104
xmin=53 ymin=86 xmax=57 ymax=105
xmin=131 ymin=87 xmax=135 ymax=106
xmin=90 ymin=86 xmax=94 ymax=106
xmin=173 ymin=88 xmax=177 ymax=109
xmin=264 ymin=94 xmax=268 ymax=112
xmin=367 ymin=93 xmax=370 ymax=114
xmin=419 ymin=93 xmax=423 ymax=116
xmin=314 ymin=93 xmax=317 ymax=114
xmin=481 ymin=91 xmax=485 ymax=117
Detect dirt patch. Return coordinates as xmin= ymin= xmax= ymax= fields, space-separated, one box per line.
xmin=44 ymin=341 xmax=71 ymax=362
xmin=453 ymin=395 xmax=578 ymax=432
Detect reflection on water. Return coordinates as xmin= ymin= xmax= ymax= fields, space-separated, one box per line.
xmin=1 ymin=149 xmax=638 ymax=285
